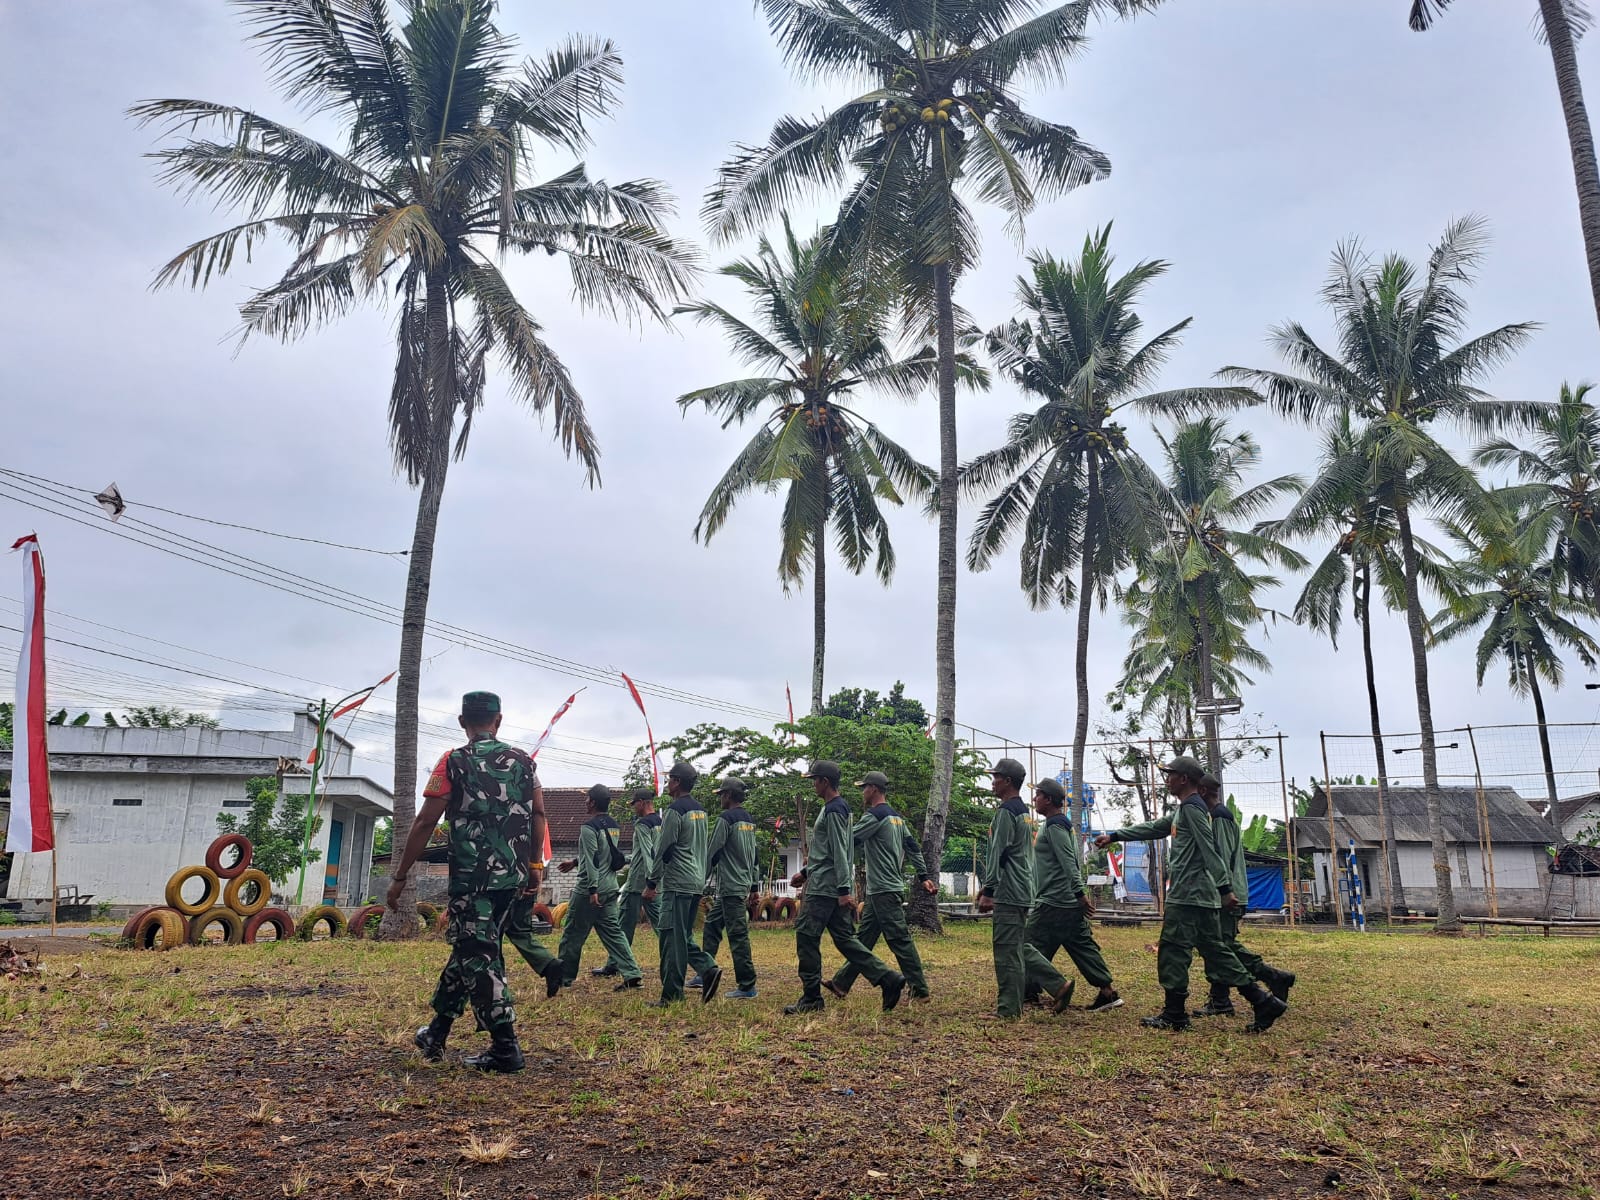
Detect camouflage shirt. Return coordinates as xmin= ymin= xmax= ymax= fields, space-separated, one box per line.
xmin=423 ymin=736 xmax=536 ymax=896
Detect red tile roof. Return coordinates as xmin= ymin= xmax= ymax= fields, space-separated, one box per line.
xmin=543 ymin=787 xmax=634 ymax=849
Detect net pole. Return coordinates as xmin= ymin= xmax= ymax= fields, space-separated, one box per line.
xmin=1277 ymin=732 xmax=1296 ymax=929
xmin=1321 ymin=731 xmax=1344 ymax=928
xmin=1466 ymin=725 xmax=1497 ymax=917
xmin=1147 ymin=738 xmax=1164 ymax=918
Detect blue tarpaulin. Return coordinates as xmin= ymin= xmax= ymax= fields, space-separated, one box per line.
xmin=1247 ymin=865 xmax=1284 ymax=911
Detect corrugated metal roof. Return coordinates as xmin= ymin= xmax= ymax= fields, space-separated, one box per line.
xmin=1292 ymin=785 xmax=1554 ymax=849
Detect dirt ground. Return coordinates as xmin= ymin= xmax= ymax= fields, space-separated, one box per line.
xmin=0 ymin=922 xmax=1595 ymax=1200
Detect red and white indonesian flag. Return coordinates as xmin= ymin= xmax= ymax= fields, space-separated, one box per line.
xmin=528 ymin=689 xmax=581 ymax=761
xmin=6 ymin=535 xmax=53 ymax=853
xmin=306 ymin=671 xmax=395 ymax=765
xmin=620 ymin=671 xmax=661 ymax=795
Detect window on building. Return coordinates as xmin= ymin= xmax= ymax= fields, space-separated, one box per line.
xmin=112 ymin=798 xmax=143 ymax=807
xmin=222 ymin=800 xmax=252 ymax=808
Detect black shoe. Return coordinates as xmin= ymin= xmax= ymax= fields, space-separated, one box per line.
xmin=543 ymin=962 xmax=565 ymax=999
xmin=1085 ymin=990 xmax=1123 ymax=1013
xmin=880 ymin=971 xmax=906 ymax=1012
xmin=1262 ymin=967 xmax=1296 ymax=1003
xmin=1050 ymin=979 xmax=1077 ymax=1016
xmin=1245 ymin=992 xmax=1288 ymax=1034
xmin=413 ymin=1016 xmax=451 ymax=1061
xmin=592 ymin=964 xmax=620 ymax=977
xmin=700 ymin=966 xmax=723 ymax=1005
xmin=1192 ymin=998 xmax=1236 ymax=1018
xmin=1140 ymin=1010 xmax=1191 ymax=1031
xmin=464 ymin=1036 xmax=525 ymax=1073
xmin=821 ymin=979 xmax=848 ymax=1001
xmin=645 ymin=999 xmax=679 ymax=1009
xmin=613 ymin=977 xmax=643 ymax=992
xmin=783 ymin=996 xmax=825 ymax=1015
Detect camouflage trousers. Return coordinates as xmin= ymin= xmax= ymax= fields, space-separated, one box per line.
xmin=431 ymin=889 xmax=517 ymax=1036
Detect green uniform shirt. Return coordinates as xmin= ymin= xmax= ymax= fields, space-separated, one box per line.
xmin=853 ymin=803 xmax=930 ymax=896
xmin=647 ymin=794 xmax=710 ymax=894
xmin=624 ymin=812 xmax=661 ymax=894
xmin=801 ymin=797 xmax=855 ymax=898
xmin=577 ymin=814 xmax=623 ymax=902
xmin=424 ymin=736 xmax=536 ymax=897
xmin=1109 ymin=794 xmax=1232 ymax=909
xmin=1210 ymin=804 xmax=1250 ymax=899
xmin=980 ymin=797 xmax=1034 ymax=907
xmin=707 ymin=805 xmax=760 ymax=894
xmin=1032 ymin=813 xmax=1085 ymax=908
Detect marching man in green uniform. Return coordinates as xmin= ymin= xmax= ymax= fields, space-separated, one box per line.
xmin=1025 ymin=778 xmax=1121 ymax=1012
xmin=1193 ymin=772 xmax=1295 ymax=1017
xmin=978 ymin=758 xmax=1074 ymax=1019
xmin=553 ymin=785 xmax=645 ymax=991
xmin=500 ymin=754 xmax=566 ymax=1000
xmin=693 ymin=776 xmax=760 ymax=999
xmin=784 ymin=761 xmax=906 ymax=1015
xmin=642 ymin=762 xmax=721 ymax=1006
xmin=1094 ymin=756 xmax=1288 ymax=1033
xmin=823 ymin=771 xmax=934 ymax=1004
xmin=596 ymin=788 xmax=662 ymax=978
xmin=387 ymin=691 xmax=540 ymax=1073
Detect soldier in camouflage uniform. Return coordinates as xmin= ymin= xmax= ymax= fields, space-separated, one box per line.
xmin=387 ymin=691 xmax=543 ymax=1073
xmin=596 ymin=789 xmax=662 ymax=977
xmin=693 ymin=777 xmax=760 ymax=999
xmin=824 ymin=771 xmax=934 ymax=1003
xmin=553 ymin=785 xmax=645 ymax=990
xmin=1193 ymin=773 xmax=1295 ymax=1017
xmin=642 ymin=761 xmax=721 ymax=1006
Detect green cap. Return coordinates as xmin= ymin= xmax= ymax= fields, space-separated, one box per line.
xmin=461 ymin=690 xmax=501 ymax=717
xmin=1033 ymin=778 xmax=1066 ymax=804
xmin=805 ymin=760 xmax=841 ymax=784
xmin=1161 ymin=755 xmax=1206 ymax=781
xmin=990 ymin=756 xmax=1026 ymax=785
xmin=854 ymin=771 xmax=890 ymax=791
xmin=716 ymin=776 xmax=748 ymax=796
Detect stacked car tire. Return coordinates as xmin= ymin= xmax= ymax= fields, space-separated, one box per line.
xmin=123 ymin=836 xmax=297 ymax=948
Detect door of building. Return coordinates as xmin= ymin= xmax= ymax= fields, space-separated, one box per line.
xmin=324 ymin=819 xmax=344 ymax=902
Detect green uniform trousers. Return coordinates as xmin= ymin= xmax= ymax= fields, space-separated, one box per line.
xmin=1026 ymin=903 xmax=1114 ymax=990
xmin=993 ymin=901 xmax=1066 ymax=1017
xmin=431 ymin=889 xmax=517 ymax=1036
xmin=1204 ymin=906 xmax=1266 ymax=983
xmin=605 ymin=890 xmax=659 ymax=973
xmin=796 ymin=896 xmax=889 ymax=999
xmin=1158 ymin=902 xmax=1254 ymax=992
xmin=557 ymin=894 xmax=642 ymax=984
xmin=656 ymin=892 xmax=717 ymax=1003
xmin=830 ymin=893 xmax=929 ymax=999
xmin=700 ymin=893 xmax=756 ymax=991
xmin=504 ymin=892 xmax=560 ymax=976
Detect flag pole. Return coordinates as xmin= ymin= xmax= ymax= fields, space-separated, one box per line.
xmin=295 ymin=698 xmax=329 ymax=905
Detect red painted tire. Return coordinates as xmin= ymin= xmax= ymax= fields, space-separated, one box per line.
xmin=349 ymin=904 xmax=387 ymax=938
xmin=776 ymin=897 xmax=799 ymax=920
xmin=205 ymin=834 xmax=254 ymax=880
xmin=242 ymin=908 xmax=295 ymax=943
xmin=532 ymin=903 xmax=554 ymax=925
xmin=120 ymin=905 xmax=163 ymax=942
xmin=435 ymin=910 xmax=449 ymax=935
xmin=746 ymin=893 xmax=762 ymax=920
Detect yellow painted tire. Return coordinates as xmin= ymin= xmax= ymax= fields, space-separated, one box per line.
xmin=128 ymin=906 xmax=188 ymax=951
xmin=296 ymin=904 xmax=347 ymax=940
xmin=550 ymin=901 xmax=568 ymax=929
xmin=187 ymin=906 xmax=245 ymax=946
xmin=416 ymin=902 xmax=440 ymax=926
xmin=223 ymin=868 xmax=271 ymax=916
xmin=165 ymin=865 xmax=221 ymax=916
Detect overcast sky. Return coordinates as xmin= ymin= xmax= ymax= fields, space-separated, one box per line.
xmin=5 ymin=0 xmax=1600 ymax=816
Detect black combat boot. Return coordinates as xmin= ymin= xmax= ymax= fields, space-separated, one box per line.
xmin=783 ymin=993 xmax=826 ymax=1015
xmin=1139 ymin=989 xmax=1191 ymax=1031
xmin=1050 ymin=979 xmax=1077 ymax=1015
xmin=1192 ymin=982 xmax=1236 ymax=1018
xmin=1258 ymin=965 xmax=1296 ymax=1003
xmin=591 ymin=964 xmax=620 ymax=977
xmin=542 ymin=961 xmax=566 ymax=999
xmin=464 ymin=1031 xmax=526 ymax=1073
xmin=1240 ymin=982 xmax=1288 ymax=1033
xmin=413 ymin=1014 xmax=452 ymax=1061
xmin=879 ymin=971 xmax=907 ymax=1012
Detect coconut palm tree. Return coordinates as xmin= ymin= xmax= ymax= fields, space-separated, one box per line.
xmin=1264 ymin=412 xmax=1452 ymax=915
xmin=1409 ymin=2 xmax=1600 ymax=332
xmin=1118 ymin=418 xmax=1304 ymax=786
xmin=1222 ymin=217 xmax=1538 ymax=931
xmin=705 ymin=0 xmax=1162 ymax=900
xmin=961 ymin=228 xmax=1254 ymax=832
xmin=135 ymin=0 xmax=697 ymax=937
xmin=1478 ymin=383 xmax=1600 ymax=606
xmin=1432 ymin=488 xmax=1600 ymax=811
xmin=677 ymin=220 xmax=961 ymax=714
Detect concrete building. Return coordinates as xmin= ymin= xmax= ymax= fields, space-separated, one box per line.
xmin=1292 ymin=784 xmax=1555 ymax=918
xmin=0 ymin=713 xmax=392 ymax=915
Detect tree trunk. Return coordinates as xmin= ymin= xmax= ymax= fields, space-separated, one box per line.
xmin=1069 ymin=455 xmax=1100 ymax=836
xmin=1359 ymin=561 xmax=1406 ymax=915
xmin=1196 ymin=588 xmax=1223 ymax=790
xmin=913 ymin=262 xmax=960 ymax=934
xmin=1528 ymin=655 xmax=1562 ymax=825
xmin=380 ymin=265 xmax=456 ymax=941
xmin=1540 ymin=0 xmax=1600 ymax=333
xmin=1395 ymin=500 xmax=1458 ymax=931
xmin=810 ymin=504 xmax=827 ymax=716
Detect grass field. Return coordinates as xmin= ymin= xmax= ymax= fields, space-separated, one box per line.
xmin=0 ymin=921 xmax=1595 ymax=1199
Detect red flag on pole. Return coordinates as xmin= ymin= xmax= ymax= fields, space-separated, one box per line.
xmin=785 ymin=682 xmax=796 ymax=744
xmin=528 ymin=689 xmax=583 ymax=761
xmin=6 ymin=535 xmax=53 ymax=853
xmin=306 ymin=671 xmax=396 ymax=765
xmin=619 ymin=671 xmax=660 ymax=795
